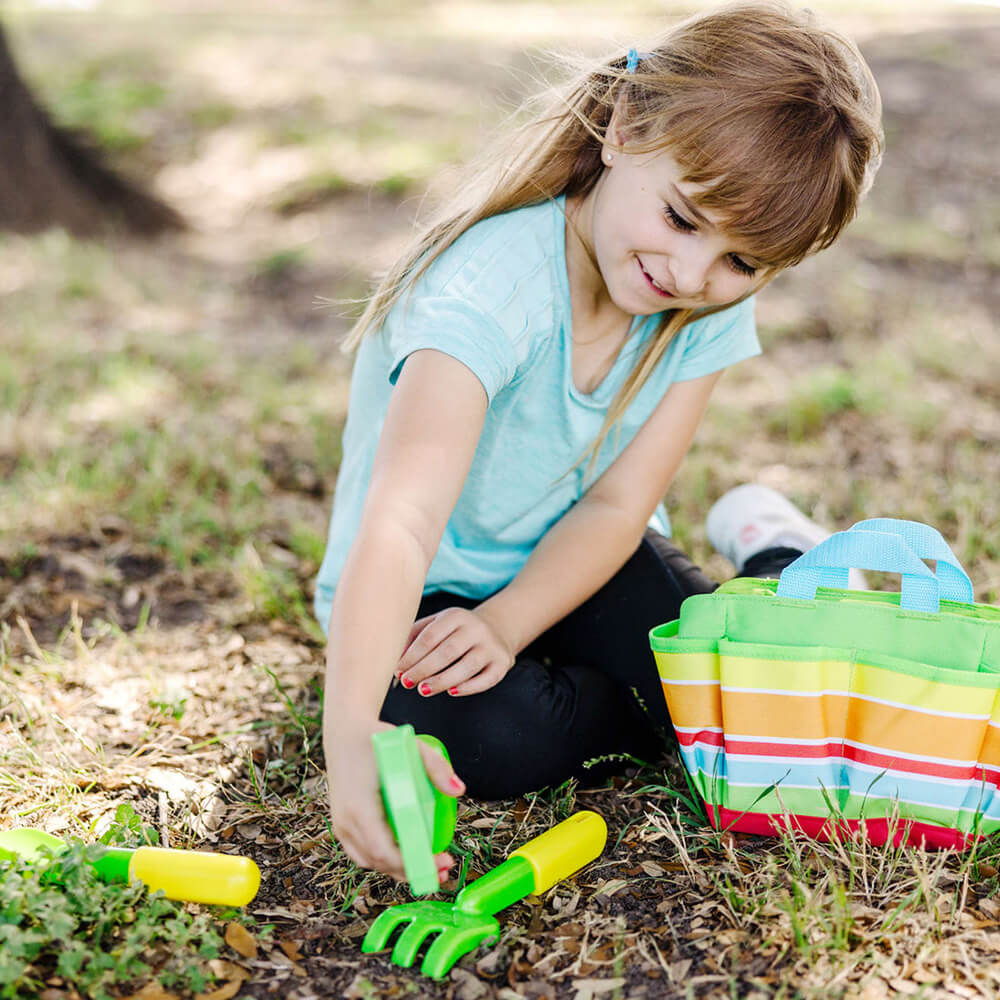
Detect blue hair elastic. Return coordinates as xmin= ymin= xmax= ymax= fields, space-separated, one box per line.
xmin=625 ymin=48 xmax=652 ymax=74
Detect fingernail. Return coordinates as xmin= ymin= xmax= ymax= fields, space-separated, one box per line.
xmin=448 ymin=687 xmax=459 ymax=696
xmin=401 ymin=676 xmax=415 ymax=689
xmin=418 ymin=682 xmax=431 ymax=696
xmin=450 ymin=775 xmax=464 ymax=792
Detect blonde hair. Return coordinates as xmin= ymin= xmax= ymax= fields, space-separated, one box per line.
xmin=345 ymin=1 xmax=882 ymax=469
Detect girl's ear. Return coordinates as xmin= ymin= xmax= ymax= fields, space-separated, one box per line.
xmin=605 ymin=97 xmax=631 ymax=153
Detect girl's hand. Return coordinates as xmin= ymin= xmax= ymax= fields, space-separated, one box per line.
xmin=326 ymin=718 xmax=464 ymax=880
xmin=397 ymin=607 xmax=516 ymax=697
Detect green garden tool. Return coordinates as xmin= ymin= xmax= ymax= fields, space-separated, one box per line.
xmin=0 ymin=828 xmax=261 ymax=906
xmin=362 ymin=810 xmax=607 ymax=978
xmin=374 ymin=724 xmax=457 ymax=897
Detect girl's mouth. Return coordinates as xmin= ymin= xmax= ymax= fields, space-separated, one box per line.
xmin=637 ymin=257 xmax=674 ymax=298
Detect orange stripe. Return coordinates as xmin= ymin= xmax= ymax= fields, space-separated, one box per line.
xmin=719 ymin=690 xmax=849 ymax=740
xmin=715 ymin=688 xmax=988 ymax=761
xmin=660 ymin=681 xmax=721 ymax=729
xmin=844 ymin=700 xmax=986 ymax=760
xmin=976 ymin=725 xmax=1000 ymax=769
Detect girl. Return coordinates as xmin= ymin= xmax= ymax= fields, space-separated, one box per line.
xmin=317 ymin=1 xmax=883 ymax=882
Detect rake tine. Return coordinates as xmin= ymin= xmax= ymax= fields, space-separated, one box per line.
xmin=421 ymin=923 xmax=500 ymax=979
xmin=360 ymin=907 xmax=418 ymax=954
xmin=391 ymin=917 xmax=446 ymax=967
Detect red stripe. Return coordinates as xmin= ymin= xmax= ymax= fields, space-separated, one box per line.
xmin=705 ymin=804 xmax=978 ymax=850
xmin=675 ymin=729 xmax=724 ymax=748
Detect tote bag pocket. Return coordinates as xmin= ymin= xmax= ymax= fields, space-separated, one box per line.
xmin=651 ymin=519 xmax=1000 ymax=849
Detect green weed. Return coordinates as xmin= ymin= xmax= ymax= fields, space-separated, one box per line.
xmin=0 ymin=842 xmax=225 ymax=1000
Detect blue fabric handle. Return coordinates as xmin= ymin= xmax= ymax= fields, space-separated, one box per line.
xmin=776 ymin=529 xmax=941 ymax=612
xmin=848 ymin=519 xmax=973 ymax=602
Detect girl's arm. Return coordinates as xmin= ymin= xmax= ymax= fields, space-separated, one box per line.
xmin=323 ymin=348 xmax=489 ymax=879
xmin=398 ymin=370 xmax=722 ymax=695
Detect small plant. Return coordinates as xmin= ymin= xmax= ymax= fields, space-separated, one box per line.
xmin=0 ymin=841 xmax=227 ymax=1000
xmin=98 ymin=803 xmax=159 ymax=847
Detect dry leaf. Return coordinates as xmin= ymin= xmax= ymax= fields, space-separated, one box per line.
xmin=224 ymin=921 xmax=259 ymax=959
xmin=572 ymin=977 xmax=626 ymax=1000
xmin=194 ymin=981 xmax=243 ymax=1000
xmin=278 ymin=938 xmax=304 ymax=961
xmin=118 ymin=985 xmax=181 ymax=1000
xmin=451 ymin=967 xmax=490 ymax=999
xmin=592 ymin=879 xmax=628 ymax=897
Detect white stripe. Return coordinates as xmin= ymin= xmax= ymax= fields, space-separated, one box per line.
xmin=719 ymin=685 xmax=989 ymax=721
xmin=692 ymin=772 xmax=1000 ymax=816
xmin=718 ymin=734 xmax=981 ymax=770
xmin=684 ymin=758 xmax=999 ymax=793
xmin=672 ymin=724 xmax=723 ymax=735
xmin=661 ymin=678 xmax=720 ymax=687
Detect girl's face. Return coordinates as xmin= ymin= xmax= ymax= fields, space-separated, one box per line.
xmin=587 ymin=146 xmax=766 ymax=316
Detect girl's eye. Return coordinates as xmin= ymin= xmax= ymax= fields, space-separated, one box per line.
xmin=664 ymin=204 xmax=696 ymax=232
xmin=728 ymin=254 xmax=757 ymax=277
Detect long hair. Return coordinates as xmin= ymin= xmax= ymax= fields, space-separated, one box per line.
xmin=344 ymin=1 xmax=883 ymax=468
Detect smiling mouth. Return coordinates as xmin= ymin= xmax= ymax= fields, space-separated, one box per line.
xmin=637 ymin=257 xmax=675 ymax=298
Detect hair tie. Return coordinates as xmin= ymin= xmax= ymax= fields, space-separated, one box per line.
xmin=625 ymin=48 xmax=652 ymax=74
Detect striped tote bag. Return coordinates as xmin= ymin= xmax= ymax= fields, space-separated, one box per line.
xmin=650 ymin=519 xmax=1000 ymax=849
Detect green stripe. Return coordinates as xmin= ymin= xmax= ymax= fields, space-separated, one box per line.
xmin=689 ymin=774 xmax=1000 ymax=835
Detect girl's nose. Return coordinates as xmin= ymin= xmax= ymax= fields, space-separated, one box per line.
xmin=671 ymin=251 xmax=711 ymax=297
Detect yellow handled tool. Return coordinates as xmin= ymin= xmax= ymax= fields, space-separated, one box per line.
xmin=362 ymin=810 xmax=607 ymax=978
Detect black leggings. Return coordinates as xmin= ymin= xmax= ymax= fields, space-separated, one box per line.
xmin=379 ymin=532 xmax=797 ymax=799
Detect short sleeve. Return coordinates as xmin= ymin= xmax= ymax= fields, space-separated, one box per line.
xmin=672 ymin=297 xmax=760 ymax=382
xmin=387 ymin=295 xmax=519 ymax=404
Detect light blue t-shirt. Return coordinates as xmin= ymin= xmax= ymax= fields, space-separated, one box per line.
xmin=314 ymin=197 xmax=760 ymax=634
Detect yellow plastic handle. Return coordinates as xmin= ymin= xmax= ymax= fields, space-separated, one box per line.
xmin=510 ymin=811 xmax=607 ymax=894
xmin=129 ymin=847 xmax=261 ymax=906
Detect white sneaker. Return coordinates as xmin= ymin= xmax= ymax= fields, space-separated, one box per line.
xmin=706 ymin=484 xmax=867 ymax=589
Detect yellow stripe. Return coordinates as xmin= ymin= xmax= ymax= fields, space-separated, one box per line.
xmin=852 ymin=660 xmax=994 ymax=715
xmin=654 ymin=650 xmax=718 ymax=683
xmin=720 ymin=655 xmax=850 ymax=693
xmin=716 ymin=653 xmax=994 ymax=716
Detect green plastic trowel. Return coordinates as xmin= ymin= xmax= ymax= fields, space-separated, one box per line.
xmin=373 ymin=724 xmax=457 ymax=896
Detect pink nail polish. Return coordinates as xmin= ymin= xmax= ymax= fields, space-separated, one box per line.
xmin=450 ymin=775 xmax=464 ymax=792
xmin=448 ymin=687 xmax=459 ymax=696
xmin=419 ymin=682 xmax=431 ymax=696
xmin=401 ymin=676 xmax=415 ymax=689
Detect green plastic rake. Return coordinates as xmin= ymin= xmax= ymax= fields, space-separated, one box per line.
xmin=362 ymin=810 xmax=607 ymax=978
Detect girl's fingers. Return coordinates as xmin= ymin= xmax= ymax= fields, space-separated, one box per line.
xmin=447 ymin=664 xmax=505 ymax=697
xmin=398 ymin=617 xmax=461 ymax=673
xmin=338 ymin=817 xmax=406 ymax=880
xmin=417 ymin=743 xmax=466 ymax=798
xmin=400 ymin=634 xmax=476 ymax=686
xmin=416 ymin=652 xmax=489 ymax=696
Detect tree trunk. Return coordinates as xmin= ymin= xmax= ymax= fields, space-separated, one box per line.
xmin=0 ymin=21 xmax=184 ymax=237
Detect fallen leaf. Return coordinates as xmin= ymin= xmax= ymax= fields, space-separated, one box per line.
xmin=572 ymin=977 xmax=625 ymax=999
xmin=194 ymin=981 xmax=243 ymax=1000
xmin=278 ymin=938 xmax=304 ymax=961
xmin=117 ymin=985 xmax=181 ymax=1000
xmin=225 ymin=921 xmax=259 ymax=959
xmin=451 ymin=967 xmax=490 ymax=999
